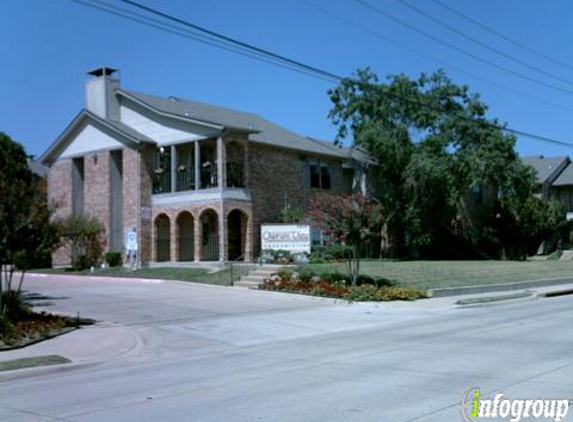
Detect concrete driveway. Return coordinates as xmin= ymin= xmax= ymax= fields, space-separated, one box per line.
xmin=0 ymin=273 xmax=572 ymax=422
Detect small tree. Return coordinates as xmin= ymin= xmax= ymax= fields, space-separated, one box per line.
xmin=307 ymin=193 xmax=382 ymax=284
xmin=278 ymin=204 xmax=305 ymax=223
xmin=54 ymin=215 xmax=106 ymax=269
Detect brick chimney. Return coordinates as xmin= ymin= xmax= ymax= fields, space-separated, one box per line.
xmin=85 ymin=67 xmax=120 ymax=120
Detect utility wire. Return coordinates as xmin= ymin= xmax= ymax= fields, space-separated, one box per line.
xmin=299 ymin=0 xmax=573 ymax=113
xmin=430 ymin=0 xmax=573 ymax=73
xmin=395 ymin=0 xmax=573 ymax=88
xmin=352 ymin=0 xmax=573 ymax=96
xmin=65 ymin=0 xmax=573 ymax=149
xmin=118 ymin=0 xmax=343 ymax=83
xmin=69 ymin=0 xmax=338 ymax=83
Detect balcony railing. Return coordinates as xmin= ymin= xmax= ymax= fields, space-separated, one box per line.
xmin=152 ymin=172 xmax=171 ymax=194
xmin=176 ymin=167 xmax=195 ymax=192
xmin=153 ymin=162 xmax=247 ymax=194
xmin=200 ymin=167 xmax=218 ymax=189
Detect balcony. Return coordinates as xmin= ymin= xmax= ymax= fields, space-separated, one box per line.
xmin=151 ymin=140 xmax=247 ymax=197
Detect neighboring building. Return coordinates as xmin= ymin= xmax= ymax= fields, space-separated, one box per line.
xmin=522 ymin=155 xmax=573 ymax=217
xmin=40 ymin=68 xmax=373 ymax=266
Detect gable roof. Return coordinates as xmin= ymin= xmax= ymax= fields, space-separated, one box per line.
xmin=522 ymin=155 xmax=569 ymax=185
xmin=40 ymin=109 xmax=152 ymax=164
xmin=118 ymin=89 xmax=349 ymax=158
xmin=553 ymin=162 xmax=573 ymax=186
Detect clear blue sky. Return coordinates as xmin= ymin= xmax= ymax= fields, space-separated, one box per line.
xmin=1 ymin=0 xmax=573 ymax=159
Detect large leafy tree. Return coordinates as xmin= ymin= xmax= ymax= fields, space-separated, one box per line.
xmin=328 ymin=69 xmax=562 ymax=258
xmin=0 ymin=133 xmax=56 ymax=316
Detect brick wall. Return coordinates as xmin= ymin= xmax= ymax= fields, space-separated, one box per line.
xmin=247 ymin=143 xmax=344 ymax=254
xmin=84 ymin=151 xmax=111 ymax=248
xmin=48 ymin=160 xmax=73 ymax=266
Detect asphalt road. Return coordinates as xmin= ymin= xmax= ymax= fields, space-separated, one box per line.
xmin=0 ymin=274 xmax=572 ymax=422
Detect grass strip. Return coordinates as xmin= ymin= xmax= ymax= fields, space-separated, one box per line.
xmin=0 ymin=355 xmax=71 ymax=372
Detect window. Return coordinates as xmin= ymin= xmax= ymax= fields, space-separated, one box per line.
xmin=308 ymin=159 xmax=332 ymax=189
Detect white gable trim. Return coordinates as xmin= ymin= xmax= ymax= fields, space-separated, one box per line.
xmin=59 ymin=122 xmax=126 ymax=159
xmin=120 ymin=103 xmax=214 ymax=146
xmin=40 ymin=110 xmax=142 ymax=165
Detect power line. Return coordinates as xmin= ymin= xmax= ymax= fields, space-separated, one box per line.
xmin=298 ymin=0 xmax=573 ymax=113
xmin=429 ymin=0 xmax=573 ymax=73
xmin=117 ymin=0 xmax=343 ymax=83
xmin=352 ymin=0 xmax=573 ymax=96
xmin=64 ymin=0 xmax=573 ymax=149
xmin=395 ymin=0 xmax=573 ymax=88
xmin=69 ymin=0 xmax=339 ymax=84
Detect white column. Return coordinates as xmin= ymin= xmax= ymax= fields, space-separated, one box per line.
xmin=194 ymin=141 xmax=201 ymax=190
xmin=217 ymin=136 xmax=226 ymax=189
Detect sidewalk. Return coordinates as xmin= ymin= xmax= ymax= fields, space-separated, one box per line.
xmin=0 ymin=323 xmax=142 ymax=365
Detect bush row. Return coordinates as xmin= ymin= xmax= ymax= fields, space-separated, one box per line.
xmin=260 ymin=270 xmax=427 ymax=302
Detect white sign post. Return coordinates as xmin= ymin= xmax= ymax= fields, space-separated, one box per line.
xmin=261 ymin=224 xmax=311 ymax=253
xmin=125 ymin=228 xmax=138 ymax=270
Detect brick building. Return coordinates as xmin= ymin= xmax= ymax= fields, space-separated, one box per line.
xmin=40 ymin=68 xmax=374 ymax=266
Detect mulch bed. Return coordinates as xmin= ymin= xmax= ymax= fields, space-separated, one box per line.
xmin=0 ymin=312 xmax=92 ymax=351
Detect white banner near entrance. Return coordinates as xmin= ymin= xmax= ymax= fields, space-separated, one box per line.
xmin=261 ymin=224 xmax=311 ymax=253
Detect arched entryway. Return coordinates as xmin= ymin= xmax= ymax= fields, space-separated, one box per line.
xmin=227 ymin=209 xmax=248 ymax=260
xmin=200 ymin=209 xmax=219 ymax=261
xmin=154 ymin=214 xmax=171 ymax=262
xmin=176 ymin=211 xmax=194 ymax=261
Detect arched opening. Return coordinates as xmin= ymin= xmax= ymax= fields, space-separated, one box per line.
xmin=154 ymin=214 xmax=171 ymax=262
xmin=176 ymin=211 xmax=194 ymax=261
xmin=227 ymin=209 xmax=248 ymax=260
xmin=200 ymin=209 xmax=219 ymax=261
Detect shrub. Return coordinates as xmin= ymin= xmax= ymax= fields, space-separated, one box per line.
xmin=105 ymin=251 xmax=122 ymax=267
xmin=299 ymin=269 xmax=317 ymax=283
xmin=319 ymin=271 xmax=348 ymax=285
xmin=344 ymin=285 xmax=428 ymax=302
xmin=74 ymin=254 xmax=89 ymax=271
xmin=0 ymin=290 xmax=30 ymax=322
xmin=0 ymin=317 xmax=15 ymax=344
xmin=309 ymin=244 xmax=354 ymax=262
xmin=344 ymin=284 xmax=380 ymax=301
xmin=259 ymin=271 xmax=426 ymax=302
xmin=55 ymin=215 xmax=106 ymax=269
xmin=327 ymin=244 xmax=354 ymax=260
xmin=260 ymin=249 xmax=295 ymax=264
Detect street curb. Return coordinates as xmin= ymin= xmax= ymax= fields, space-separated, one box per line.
xmin=428 ymin=277 xmax=573 ymax=298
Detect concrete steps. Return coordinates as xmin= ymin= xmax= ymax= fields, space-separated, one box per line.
xmin=234 ymin=264 xmax=284 ymax=288
xmin=559 ymin=250 xmax=573 ymax=261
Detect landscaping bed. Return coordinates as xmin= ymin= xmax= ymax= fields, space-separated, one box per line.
xmin=0 ymin=292 xmax=88 ymax=350
xmin=258 ymin=269 xmax=428 ymax=302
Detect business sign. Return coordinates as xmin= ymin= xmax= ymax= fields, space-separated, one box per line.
xmin=261 ymin=224 xmax=311 ymax=253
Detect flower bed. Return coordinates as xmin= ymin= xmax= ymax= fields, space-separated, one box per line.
xmin=0 ymin=310 xmax=85 ymax=350
xmin=259 ymin=270 xmax=427 ymax=302
xmin=0 ymin=292 xmax=91 ymax=350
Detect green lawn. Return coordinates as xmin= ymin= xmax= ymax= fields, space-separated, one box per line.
xmin=300 ymin=260 xmax=573 ymax=290
xmin=33 ymin=266 xmax=232 ymax=286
